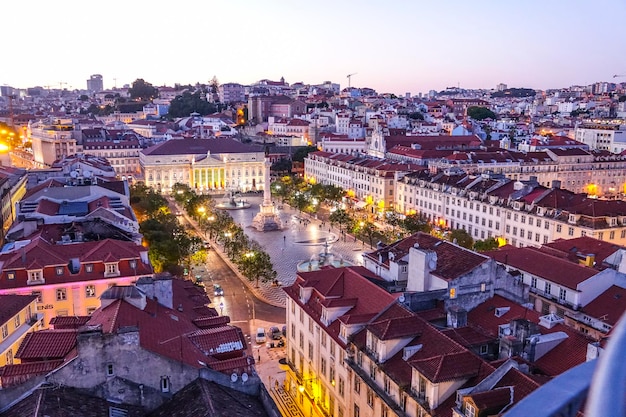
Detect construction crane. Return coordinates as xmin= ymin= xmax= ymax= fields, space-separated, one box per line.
xmin=346 ymin=73 xmax=357 ymax=89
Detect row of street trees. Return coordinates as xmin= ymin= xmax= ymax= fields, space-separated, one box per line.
xmin=171 ymin=183 xmax=277 ymax=287
xmin=271 ymin=174 xmax=500 ymax=251
xmin=130 ymin=183 xmax=203 ymax=274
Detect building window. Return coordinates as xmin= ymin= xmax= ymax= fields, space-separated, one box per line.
xmin=330 ymin=366 xmax=335 ymax=386
xmin=366 ymin=388 xmax=374 ymax=407
xmin=14 ymin=314 xmax=20 ymax=327
xmin=106 ymin=363 xmax=114 ymax=376
xmin=557 ymin=224 xmax=562 ymax=233
xmin=1 ymin=324 xmax=7 ymax=339
xmin=28 ymin=270 xmax=43 ymax=283
xmin=466 ymin=403 xmax=476 ymax=417
xmin=129 ymin=259 xmax=137 ymax=269
xmin=56 ymin=267 xmax=64 ymax=275
xmin=384 ymin=377 xmax=390 ymax=394
xmin=86 ymin=285 xmax=96 ymax=298
xmin=559 ymin=288 xmax=567 ymax=300
xmin=354 ymin=404 xmax=360 ymax=417
xmin=106 ymin=263 xmax=118 ymax=274
xmin=308 ymin=317 xmax=313 ymax=332
xmin=299 ymin=332 xmax=304 ymax=349
xmin=85 ymin=264 xmax=94 ymax=273
xmin=56 ymin=288 xmax=67 ymax=301
xmin=160 ymin=376 xmax=170 ymax=393
xmin=321 ymin=357 xmax=327 ymax=378
xmin=354 ymin=375 xmax=361 ymax=394
xmin=308 ymin=342 xmax=314 ymax=359
xmin=6 ymin=349 xmax=13 ymax=365
xmin=7 ymin=271 xmax=15 ymax=280
xmin=531 ymin=277 xmax=537 ymax=288
xmin=291 ymin=323 xmax=295 ymax=339
xmin=338 ymin=378 xmax=345 ymax=397
xmin=32 ymin=291 xmax=42 ymax=303
xmin=545 ymin=282 xmax=552 ymax=295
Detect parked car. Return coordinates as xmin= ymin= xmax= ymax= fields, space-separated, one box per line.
xmin=213 ymin=284 xmax=224 ymax=296
xmin=255 ymin=327 xmax=266 ymax=344
xmin=270 ymin=326 xmax=282 ymax=340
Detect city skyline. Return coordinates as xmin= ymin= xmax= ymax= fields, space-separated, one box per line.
xmin=3 ymin=0 xmax=626 ymax=95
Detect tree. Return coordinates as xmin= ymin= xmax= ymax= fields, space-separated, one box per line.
xmin=473 ymin=237 xmax=499 ymax=252
xmin=271 ymin=158 xmax=292 ymax=174
xmin=128 ymin=78 xmax=158 ymax=101
xmin=401 ymin=213 xmax=432 ymax=234
xmin=322 ymin=184 xmax=345 ymax=206
xmin=447 ymin=229 xmax=474 ymax=249
xmin=168 ymin=90 xmax=218 ymax=117
xmin=237 ymin=250 xmax=276 ymax=288
xmin=407 ymin=112 xmax=424 ymax=120
xmin=292 ymin=146 xmax=318 ymax=163
xmin=329 ymin=209 xmax=354 ymax=232
xmin=467 ymin=106 xmax=497 ymax=121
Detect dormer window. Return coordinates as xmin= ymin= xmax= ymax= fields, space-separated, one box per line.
xmin=27 ymin=270 xmax=44 ymax=285
xmin=465 ymin=403 xmax=476 ymax=417
xmin=6 ymin=271 xmax=15 ymax=280
xmin=56 ymin=267 xmax=64 ymax=276
xmin=85 ymin=264 xmax=94 ymax=273
xmin=129 ymin=259 xmax=137 ymax=269
xmin=104 ymin=263 xmax=120 ymax=277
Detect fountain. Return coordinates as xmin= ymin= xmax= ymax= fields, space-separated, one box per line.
xmin=215 ymin=189 xmax=251 ymax=210
xmin=297 ymin=240 xmax=353 ymax=272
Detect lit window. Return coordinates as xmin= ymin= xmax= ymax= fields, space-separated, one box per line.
xmin=86 ymin=285 xmax=96 ymax=298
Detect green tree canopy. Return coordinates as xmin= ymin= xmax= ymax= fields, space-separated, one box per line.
xmin=467 ymin=106 xmax=497 ymax=121
xmin=473 ymin=237 xmax=499 ymax=252
xmin=447 ymin=229 xmax=474 ymax=249
xmin=292 ymin=146 xmax=318 ymax=162
xmin=128 ymin=78 xmax=158 ymax=101
xmin=401 ymin=213 xmax=432 ymax=234
xmin=168 ymin=90 xmax=218 ymax=118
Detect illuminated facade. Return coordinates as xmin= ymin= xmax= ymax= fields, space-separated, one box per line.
xmin=140 ymin=138 xmax=266 ymax=193
xmin=396 ymin=170 xmax=626 ymax=247
xmin=0 ymin=295 xmax=43 ymax=367
xmin=28 ymin=118 xmax=79 ymax=168
xmin=305 ymin=151 xmax=418 ymax=213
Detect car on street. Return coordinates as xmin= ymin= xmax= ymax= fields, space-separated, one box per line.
xmin=270 ymin=326 xmax=282 ymax=340
xmin=213 ymin=284 xmax=224 ymax=296
xmin=255 ymin=327 xmax=266 ymax=344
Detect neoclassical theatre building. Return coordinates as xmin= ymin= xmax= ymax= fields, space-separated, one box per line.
xmin=139 ymin=138 xmax=266 ymax=192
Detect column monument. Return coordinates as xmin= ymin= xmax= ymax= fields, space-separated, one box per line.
xmin=252 ymin=147 xmax=282 ymax=231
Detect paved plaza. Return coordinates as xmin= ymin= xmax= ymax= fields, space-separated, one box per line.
xmin=225 ymin=196 xmax=371 ymax=308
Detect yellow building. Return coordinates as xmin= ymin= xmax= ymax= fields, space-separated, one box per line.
xmin=0 ymin=294 xmax=43 ymax=367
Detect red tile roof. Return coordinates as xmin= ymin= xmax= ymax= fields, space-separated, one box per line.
xmin=579 ymin=285 xmax=626 ymax=327
xmin=15 ymin=330 xmax=77 ymax=361
xmin=142 ymin=138 xmax=263 ymax=156
xmin=49 ymin=316 xmax=91 ymax=329
xmin=465 ymin=386 xmax=512 ymax=410
xmin=409 ymin=350 xmax=483 ymax=383
xmin=483 ymin=246 xmax=597 ymax=290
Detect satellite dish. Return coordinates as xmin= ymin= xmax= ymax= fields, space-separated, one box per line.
xmin=398 ymin=295 xmax=406 ymax=303
xmin=241 ymin=372 xmax=249 ymax=382
xmin=83 ymin=170 xmax=92 ymax=178
xmin=70 ymin=171 xmax=78 ymax=178
xmin=504 ymin=328 xmax=512 ymax=336
xmin=230 ymin=373 xmax=238 ymax=382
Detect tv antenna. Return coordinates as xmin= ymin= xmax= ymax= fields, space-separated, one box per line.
xmin=347 ymin=73 xmax=357 ymax=89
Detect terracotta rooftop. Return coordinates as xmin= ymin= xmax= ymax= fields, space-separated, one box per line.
xmin=484 ymin=246 xmax=597 ymax=290
xmin=15 ymin=329 xmax=77 ymax=361
xmin=142 ymin=138 xmax=263 ymax=156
